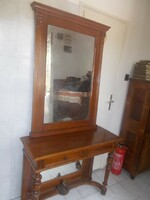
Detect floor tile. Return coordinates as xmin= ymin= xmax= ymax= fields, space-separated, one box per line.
xmin=46 ymin=194 xmax=65 ymax=200
xmin=101 ymin=188 xmax=121 ymax=200
xmin=84 ymin=192 xmax=103 ymax=200
xmin=77 ymin=185 xmax=99 ymax=198
xmin=136 ymin=170 xmax=150 ymax=185
xmin=94 ymin=169 xmax=117 ymax=186
xmin=110 ymin=169 xmax=130 ymax=182
xmin=119 ymin=179 xmax=143 ymax=198
xmin=65 ymin=188 xmax=82 ymax=200
xmin=44 ymin=169 xmax=150 ymax=200
xmin=131 ymin=175 xmax=149 ymax=194
xmin=109 ymin=182 xmax=135 ymax=200
xmin=135 ymin=187 xmax=150 ymax=200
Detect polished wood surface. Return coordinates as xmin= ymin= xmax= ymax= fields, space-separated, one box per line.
xmin=20 ymin=2 xmax=118 ymax=200
xmin=22 ymin=126 xmax=122 ymax=170
xmin=21 ymin=126 xmax=123 ymax=199
xmin=120 ymin=79 xmax=150 ymax=178
xmin=30 ymin=1 xmax=110 ymax=137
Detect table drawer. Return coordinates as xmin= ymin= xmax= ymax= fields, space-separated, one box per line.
xmin=88 ymin=143 xmax=115 ymax=157
xmin=42 ymin=150 xmax=89 ymax=169
xmin=36 ymin=143 xmax=115 ymax=170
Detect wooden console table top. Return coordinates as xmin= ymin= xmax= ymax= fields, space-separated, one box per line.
xmin=21 ymin=126 xmax=123 ymax=172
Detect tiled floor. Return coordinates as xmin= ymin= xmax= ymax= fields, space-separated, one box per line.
xmin=46 ymin=169 xmax=150 ymax=200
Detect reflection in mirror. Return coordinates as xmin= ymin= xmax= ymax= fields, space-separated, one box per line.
xmin=44 ymin=25 xmax=95 ymax=123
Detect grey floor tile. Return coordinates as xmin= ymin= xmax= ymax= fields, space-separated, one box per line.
xmin=77 ymin=185 xmax=99 ymax=198
xmin=84 ymin=192 xmax=103 ymax=200
xmin=44 ymin=169 xmax=150 ymax=200
xmin=65 ymin=188 xmax=82 ymax=200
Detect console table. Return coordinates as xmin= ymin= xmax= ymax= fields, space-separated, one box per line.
xmin=21 ymin=126 xmax=123 ymax=200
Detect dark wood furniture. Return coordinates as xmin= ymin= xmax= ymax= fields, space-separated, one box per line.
xmin=20 ymin=2 xmax=123 ymax=199
xmin=120 ymin=79 xmax=150 ymax=179
xmin=21 ymin=127 xmax=123 ymax=199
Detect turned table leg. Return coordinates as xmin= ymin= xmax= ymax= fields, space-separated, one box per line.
xmin=31 ymin=173 xmax=42 ymax=200
xmin=101 ymin=152 xmax=114 ymax=195
xmin=21 ymin=154 xmax=34 ymax=200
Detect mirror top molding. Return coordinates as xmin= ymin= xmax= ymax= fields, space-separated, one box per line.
xmin=31 ymin=1 xmax=109 ymax=33
xmin=30 ymin=1 xmax=110 ymax=138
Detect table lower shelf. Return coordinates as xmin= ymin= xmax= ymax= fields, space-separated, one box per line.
xmin=21 ymin=153 xmax=113 ymax=200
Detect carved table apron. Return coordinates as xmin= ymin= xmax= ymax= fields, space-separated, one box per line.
xmin=21 ymin=126 xmax=123 ymax=200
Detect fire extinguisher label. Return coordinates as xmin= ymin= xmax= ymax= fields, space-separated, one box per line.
xmin=112 ymin=152 xmax=123 ymax=170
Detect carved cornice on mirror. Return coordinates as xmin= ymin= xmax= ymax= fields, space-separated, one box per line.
xmin=30 ymin=1 xmax=110 ymax=137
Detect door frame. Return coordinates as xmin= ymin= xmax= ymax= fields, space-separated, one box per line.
xmin=79 ymin=3 xmax=129 ymax=170
xmin=79 ymin=2 xmax=128 ymax=135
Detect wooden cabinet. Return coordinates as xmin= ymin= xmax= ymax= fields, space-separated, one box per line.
xmin=120 ymin=79 xmax=150 ymax=178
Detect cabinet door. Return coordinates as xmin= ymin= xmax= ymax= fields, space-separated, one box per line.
xmin=120 ymin=79 xmax=150 ymax=176
xmin=138 ymin=104 xmax=150 ymax=173
xmin=121 ymin=80 xmax=150 ymax=139
xmin=137 ymin=133 xmax=150 ymax=173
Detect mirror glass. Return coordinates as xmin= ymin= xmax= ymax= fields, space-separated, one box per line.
xmin=44 ymin=25 xmax=95 ymax=123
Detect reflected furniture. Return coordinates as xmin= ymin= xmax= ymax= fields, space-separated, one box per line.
xmin=21 ymin=2 xmax=123 ymax=199
xmin=53 ymin=77 xmax=90 ymax=121
xmin=120 ymin=79 xmax=150 ymax=179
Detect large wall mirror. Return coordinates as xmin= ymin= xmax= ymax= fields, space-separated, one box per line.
xmin=30 ymin=2 xmax=109 ymax=137
xmin=44 ymin=25 xmax=94 ymax=123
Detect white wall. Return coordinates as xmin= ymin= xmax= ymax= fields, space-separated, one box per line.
xmin=110 ymin=0 xmax=150 ymax=132
xmin=0 ymin=0 xmax=150 ymax=199
xmin=50 ymin=26 xmax=94 ymax=79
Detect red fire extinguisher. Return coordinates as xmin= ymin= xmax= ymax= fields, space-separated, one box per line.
xmin=111 ymin=144 xmax=127 ymax=175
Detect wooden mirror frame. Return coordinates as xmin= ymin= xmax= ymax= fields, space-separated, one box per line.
xmin=30 ymin=1 xmax=109 ymax=137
